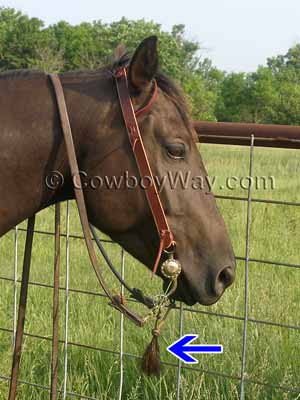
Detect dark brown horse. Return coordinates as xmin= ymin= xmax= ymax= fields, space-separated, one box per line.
xmin=0 ymin=36 xmax=235 ymax=306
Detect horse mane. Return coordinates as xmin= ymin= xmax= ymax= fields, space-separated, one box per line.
xmin=0 ymin=69 xmax=45 ymax=80
xmin=0 ymin=48 xmax=191 ymax=128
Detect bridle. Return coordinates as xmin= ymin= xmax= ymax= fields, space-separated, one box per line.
xmin=114 ymin=67 xmax=176 ymax=275
xmin=49 ymin=67 xmax=182 ymax=326
xmin=7 ymin=68 xmax=183 ymax=398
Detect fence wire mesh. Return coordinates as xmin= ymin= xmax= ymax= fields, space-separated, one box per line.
xmin=0 ymin=135 xmax=299 ymax=399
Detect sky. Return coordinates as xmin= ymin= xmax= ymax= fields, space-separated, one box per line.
xmin=1 ymin=0 xmax=300 ymax=72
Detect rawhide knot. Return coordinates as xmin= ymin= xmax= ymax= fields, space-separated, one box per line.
xmin=152 ymin=328 xmax=160 ymax=337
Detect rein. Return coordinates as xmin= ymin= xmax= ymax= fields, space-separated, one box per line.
xmin=8 ymin=69 xmax=182 ymax=398
xmin=50 ymin=69 xmax=181 ymax=322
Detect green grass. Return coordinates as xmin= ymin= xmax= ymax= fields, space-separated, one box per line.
xmin=0 ymin=144 xmax=300 ymax=399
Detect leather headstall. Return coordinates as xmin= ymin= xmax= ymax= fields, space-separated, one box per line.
xmin=114 ymin=67 xmax=176 ymax=275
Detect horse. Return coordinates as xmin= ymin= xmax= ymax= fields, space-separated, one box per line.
xmin=0 ymin=36 xmax=236 ymax=307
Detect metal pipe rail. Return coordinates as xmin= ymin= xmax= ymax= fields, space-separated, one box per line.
xmin=194 ymin=121 xmax=300 ymax=149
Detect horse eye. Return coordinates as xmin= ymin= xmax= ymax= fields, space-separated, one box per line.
xmin=166 ymin=143 xmax=186 ymax=160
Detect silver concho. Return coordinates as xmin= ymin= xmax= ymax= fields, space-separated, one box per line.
xmin=161 ymin=257 xmax=181 ymax=279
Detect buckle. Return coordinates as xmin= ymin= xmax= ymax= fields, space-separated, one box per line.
xmin=114 ymin=67 xmax=125 ymax=78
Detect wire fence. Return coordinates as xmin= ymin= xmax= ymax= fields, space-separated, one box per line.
xmin=0 ymin=133 xmax=300 ymax=399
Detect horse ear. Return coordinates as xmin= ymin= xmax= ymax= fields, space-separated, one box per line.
xmin=129 ymin=36 xmax=158 ymax=91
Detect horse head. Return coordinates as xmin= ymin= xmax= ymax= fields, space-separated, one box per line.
xmin=80 ymin=36 xmax=236 ymax=306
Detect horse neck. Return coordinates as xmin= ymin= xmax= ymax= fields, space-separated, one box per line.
xmin=0 ymin=71 xmax=114 ymax=235
xmin=45 ymin=71 xmax=119 ymax=204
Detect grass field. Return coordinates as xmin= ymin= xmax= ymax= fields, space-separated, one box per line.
xmin=0 ymin=143 xmax=300 ymax=399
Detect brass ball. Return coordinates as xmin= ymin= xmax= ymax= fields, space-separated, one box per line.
xmin=161 ymin=258 xmax=181 ymax=279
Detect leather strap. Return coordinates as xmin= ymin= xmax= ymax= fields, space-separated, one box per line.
xmin=135 ymin=79 xmax=158 ymax=118
xmin=49 ymin=74 xmax=145 ymax=326
xmin=90 ymin=224 xmax=155 ymax=308
xmin=114 ymin=68 xmax=176 ymax=275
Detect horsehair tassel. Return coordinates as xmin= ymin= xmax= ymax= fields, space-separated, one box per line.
xmin=141 ymin=328 xmax=161 ymax=376
xmin=142 ymin=298 xmax=175 ymax=376
xmin=141 ymin=304 xmax=171 ymax=376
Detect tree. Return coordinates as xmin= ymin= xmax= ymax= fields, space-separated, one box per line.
xmin=215 ymin=73 xmax=252 ymax=122
xmin=246 ymin=67 xmax=279 ymax=123
xmin=0 ymin=7 xmax=44 ymax=70
xmin=216 ymin=44 xmax=300 ymax=125
xmin=5 ymin=7 xmax=300 ymax=124
xmin=0 ymin=8 xmax=220 ymax=120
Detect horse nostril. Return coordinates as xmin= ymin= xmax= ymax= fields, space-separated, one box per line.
xmin=215 ymin=266 xmax=235 ymax=296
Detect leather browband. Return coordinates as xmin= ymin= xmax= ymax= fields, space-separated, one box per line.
xmin=135 ymin=79 xmax=158 ymax=118
xmin=114 ymin=67 xmax=175 ymax=275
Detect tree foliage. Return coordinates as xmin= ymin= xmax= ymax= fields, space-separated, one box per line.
xmin=0 ymin=8 xmax=218 ymax=120
xmin=1 ymin=7 xmax=300 ymax=124
xmin=216 ymin=45 xmax=300 ymax=125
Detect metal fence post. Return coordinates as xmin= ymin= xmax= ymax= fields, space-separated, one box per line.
xmin=118 ymin=248 xmax=125 ymax=400
xmin=176 ymin=302 xmax=184 ymax=400
xmin=63 ymin=201 xmax=71 ymax=399
xmin=13 ymin=226 xmax=18 ymax=347
xmin=239 ymin=134 xmax=255 ymax=399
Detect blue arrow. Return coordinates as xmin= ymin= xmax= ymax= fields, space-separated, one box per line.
xmin=167 ymin=334 xmax=223 ymax=364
